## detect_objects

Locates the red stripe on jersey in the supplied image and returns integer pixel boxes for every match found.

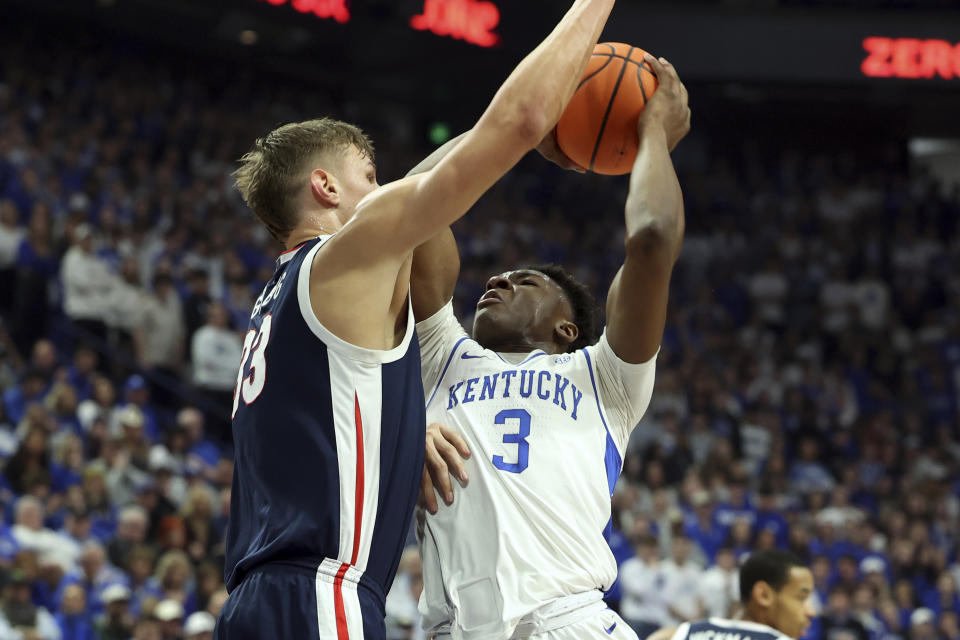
[279,242,306,256]
[333,562,350,639]
[351,393,364,565]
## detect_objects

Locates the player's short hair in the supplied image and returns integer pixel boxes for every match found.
[739,549,806,603]
[234,118,374,242]
[526,264,597,353]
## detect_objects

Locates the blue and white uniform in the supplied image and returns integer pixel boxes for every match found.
[216,236,425,640]
[671,618,794,640]
[414,302,656,639]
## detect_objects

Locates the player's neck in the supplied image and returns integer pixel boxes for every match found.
[740,606,774,630]
[476,336,562,355]
[285,210,343,250]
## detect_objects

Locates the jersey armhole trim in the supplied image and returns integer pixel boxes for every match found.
[581,347,623,497]
[670,622,691,640]
[296,239,415,364]
[426,336,469,410]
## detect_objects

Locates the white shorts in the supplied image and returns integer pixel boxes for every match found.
[433,594,638,640]
[527,608,638,640]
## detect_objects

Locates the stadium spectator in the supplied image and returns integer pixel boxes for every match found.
[60,224,113,345]
[0,569,61,640]
[95,584,135,640]
[54,583,95,640]
[699,546,740,618]
[662,535,705,625]
[188,302,240,444]
[620,535,669,638]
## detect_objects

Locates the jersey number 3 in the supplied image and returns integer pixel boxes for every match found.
[232,315,273,419]
[492,408,530,473]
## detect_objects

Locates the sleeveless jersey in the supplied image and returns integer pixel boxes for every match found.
[224,235,426,599]
[672,618,793,640]
[414,302,656,639]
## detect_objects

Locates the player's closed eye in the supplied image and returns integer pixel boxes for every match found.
[521,280,536,286]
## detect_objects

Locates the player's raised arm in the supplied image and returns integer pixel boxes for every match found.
[604,55,690,363]
[334,0,616,265]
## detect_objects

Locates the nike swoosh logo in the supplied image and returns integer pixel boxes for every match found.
[605,622,617,634]
[461,353,485,360]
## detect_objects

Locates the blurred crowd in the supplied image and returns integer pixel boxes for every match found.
[1,16,959,640]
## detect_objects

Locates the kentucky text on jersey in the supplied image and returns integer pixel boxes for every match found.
[446,369,584,419]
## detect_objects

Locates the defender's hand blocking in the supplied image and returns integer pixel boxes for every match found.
[638,55,691,152]
[420,422,471,514]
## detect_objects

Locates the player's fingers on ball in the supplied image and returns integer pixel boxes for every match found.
[439,424,471,459]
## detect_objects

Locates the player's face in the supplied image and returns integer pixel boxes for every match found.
[334,145,378,222]
[472,270,574,352]
[770,567,816,639]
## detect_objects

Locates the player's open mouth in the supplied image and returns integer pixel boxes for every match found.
[477,291,504,307]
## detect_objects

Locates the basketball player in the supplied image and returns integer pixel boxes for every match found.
[214,1,618,638]
[645,550,816,640]
[407,55,691,639]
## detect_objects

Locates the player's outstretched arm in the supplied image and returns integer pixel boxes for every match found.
[604,55,690,363]
[408,130,584,321]
[331,0,615,267]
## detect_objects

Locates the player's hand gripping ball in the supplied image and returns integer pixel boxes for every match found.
[556,43,659,175]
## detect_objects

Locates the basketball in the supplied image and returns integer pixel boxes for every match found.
[556,43,659,175]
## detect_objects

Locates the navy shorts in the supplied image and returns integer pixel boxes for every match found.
[214,561,386,639]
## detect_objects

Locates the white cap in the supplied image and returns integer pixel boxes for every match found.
[154,599,185,622]
[101,584,131,604]
[149,446,177,472]
[910,608,935,627]
[119,405,145,429]
[859,556,885,575]
[184,611,216,635]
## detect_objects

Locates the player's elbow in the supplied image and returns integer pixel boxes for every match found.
[624,222,682,267]
[490,102,549,150]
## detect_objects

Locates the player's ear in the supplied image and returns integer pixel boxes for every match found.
[309,168,339,207]
[752,581,774,609]
[554,320,579,348]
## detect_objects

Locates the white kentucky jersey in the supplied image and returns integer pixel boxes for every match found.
[415,302,657,640]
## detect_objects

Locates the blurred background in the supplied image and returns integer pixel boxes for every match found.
[0,0,958,639]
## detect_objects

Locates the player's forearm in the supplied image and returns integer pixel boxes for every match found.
[407,132,469,177]
[477,0,615,145]
[623,126,684,263]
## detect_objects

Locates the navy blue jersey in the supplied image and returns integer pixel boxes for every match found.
[224,235,426,608]
[674,618,792,640]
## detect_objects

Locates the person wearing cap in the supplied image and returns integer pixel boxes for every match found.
[909,608,938,640]
[61,222,113,345]
[153,598,184,640]
[647,550,816,640]
[95,583,134,640]
[183,612,214,640]
[122,376,160,444]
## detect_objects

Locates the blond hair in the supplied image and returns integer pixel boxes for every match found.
[233,118,374,242]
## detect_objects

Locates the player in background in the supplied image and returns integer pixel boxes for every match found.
[407,55,690,639]
[215,1,618,638]
[645,550,817,640]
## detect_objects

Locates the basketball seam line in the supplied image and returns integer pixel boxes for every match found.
[638,61,650,104]
[589,45,634,172]
[578,53,615,90]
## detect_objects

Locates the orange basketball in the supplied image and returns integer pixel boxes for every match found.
[556,43,659,175]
